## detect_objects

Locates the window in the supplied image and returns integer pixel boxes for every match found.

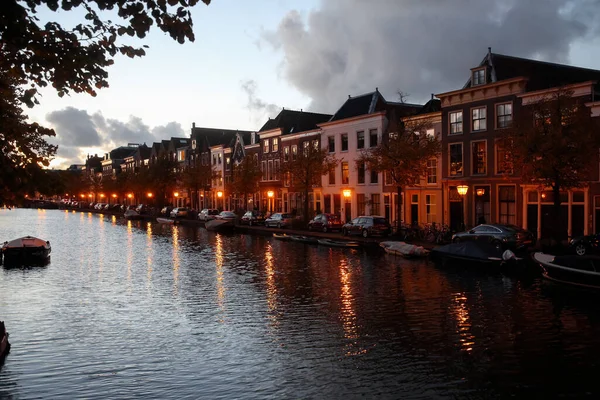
[427,159,437,184]
[357,131,364,149]
[341,133,348,151]
[449,143,463,176]
[253,153,258,165]
[495,140,512,174]
[472,69,485,86]
[284,172,290,187]
[262,161,267,180]
[342,162,349,184]
[426,194,436,223]
[472,141,487,175]
[312,139,319,151]
[303,141,310,156]
[328,136,335,153]
[263,139,269,153]
[449,111,463,135]
[472,107,486,131]
[357,162,365,184]
[225,157,231,171]
[496,103,512,129]
[284,146,290,162]
[357,193,366,215]
[371,194,380,215]
[370,169,378,184]
[218,154,222,164]
[292,145,297,160]
[499,186,516,224]
[369,129,378,147]
[328,166,336,185]
[268,160,273,181]
[272,138,279,152]
[213,154,217,165]
[274,160,280,180]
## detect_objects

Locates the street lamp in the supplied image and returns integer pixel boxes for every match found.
[99,193,105,199]
[112,194,117,198]
[456,185,468,230]
[476,188,485,196]
[127,193,133,199]
[456,185,469,196]
[174,192,179,198]
[342,189,351,198]
[147,192,153,198]
[342,189,352,222]
[267,190,274,213]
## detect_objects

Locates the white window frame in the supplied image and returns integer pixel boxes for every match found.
[449,111,463,135]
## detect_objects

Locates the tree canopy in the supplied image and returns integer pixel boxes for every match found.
[501,88,600,242]
[357,117,440,228]
[227,155,262,211]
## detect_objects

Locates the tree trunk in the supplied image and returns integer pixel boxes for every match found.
[396,185,402,233]
[552,184,563,247]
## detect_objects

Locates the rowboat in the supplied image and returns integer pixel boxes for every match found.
[156,218,175,224]
[534,253,600,289]
[290,235,319,244]
[380,241,429,258]
[0,320,9,357]
[317,239,360,248]
[2,236,51,266]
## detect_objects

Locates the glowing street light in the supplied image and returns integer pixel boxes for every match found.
[456,185,469,196]
[267,190,274,198]
[342,189,352,198]
[112,194,117,198]
[99,193,105,198]
[476,188,485,196]
[174,192,179,198]
[80,194,85,199]
[217,191,223,198]
[88,194,93,198]
[127,193,133,199]
[147,192,153,198]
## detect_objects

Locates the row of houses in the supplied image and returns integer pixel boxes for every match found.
[82,48,600,240]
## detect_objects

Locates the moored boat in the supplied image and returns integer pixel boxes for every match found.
[430,241,519,268]
[380,241,429,258]
[205,219,235,232]
[156,217,175,224]
[317,238,360,248]
[534,253,600,289]
[290,235,319,245]
[0,320,10,357]
[124,209,143,220]
[272,233,292,241]
[2,236,51,266]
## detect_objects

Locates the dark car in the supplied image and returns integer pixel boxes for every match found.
[569,233,600,256]
[308,213,342,232]
[264,213,293,228]
[198,208,220,221]
[241,210,265,226]
[452,224,535,250]
[342,216,392,238]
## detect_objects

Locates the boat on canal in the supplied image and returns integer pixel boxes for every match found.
[124,209,143,220]
[0,321,9,357]
[317,238,360,248]
[1,236,51,266]
[156,217,176,224]
[380,241,429,258]
[205,219,235,232]
[272,233,292,241]
[534,253,600,289]
[290,235,319,244]
[430,241,520,268]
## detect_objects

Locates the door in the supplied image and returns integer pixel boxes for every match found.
[450,201,463,232]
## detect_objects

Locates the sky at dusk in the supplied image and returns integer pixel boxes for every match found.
[29,0,600,169]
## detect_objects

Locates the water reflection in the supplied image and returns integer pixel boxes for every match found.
[338,257,362,356]
[172,225,179,294]
[126,220,133,285]
[450,292,475,352]
[147,222,154,285]
[214,234,226,321]
[263,242,279,332]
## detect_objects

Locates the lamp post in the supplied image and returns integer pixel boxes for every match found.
[267,190,274,213]
[456,185,468,230]
[127,193,133,206]
[174,191,179,207]
[217,190,223,210]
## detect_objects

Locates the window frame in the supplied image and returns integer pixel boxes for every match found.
[425,194,436,223]
[356,131,365,149]
[449,111,463,135]
[341,161,349,185]
[272,138,279,152]
[283,146,290,162]
[328,136,335,153]
[472,68,486,86]
[263,139,270,153]
[471,139,487,176]
[471,106,487,132]
[341,133,349,152]
[494,139,513,175]
[427,158,437,184]
[498,185,517,225]
[369,128,378,148]
[495,102,513,129]
[449,143,463,177]
[357,162,365,184]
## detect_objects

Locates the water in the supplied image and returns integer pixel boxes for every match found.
[2,209,600,398]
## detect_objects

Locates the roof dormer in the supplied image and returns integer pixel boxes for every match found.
[471,67,487,86]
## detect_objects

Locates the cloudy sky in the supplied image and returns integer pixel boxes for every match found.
[29,0,600,168]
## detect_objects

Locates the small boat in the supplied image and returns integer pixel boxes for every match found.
[205,219,235,232]
[156,218,175,224]
[533,253,600,289]
[272,233,292,241]
[290,235,319,245]
[124,209,143,220]
[380,241,429,258]
[0,321,9,357]
[430,241,519,268]
[2,236,51,266]
[317,238,360,248]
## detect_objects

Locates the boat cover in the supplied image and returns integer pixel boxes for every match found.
[431,241,505,261]
[3,236,49,249]
[552,255,600,270]
[380,241,428,257]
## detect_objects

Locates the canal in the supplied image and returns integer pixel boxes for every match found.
[1,209,600,398]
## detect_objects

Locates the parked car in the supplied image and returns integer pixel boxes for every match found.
[451,224,535,250]
[342,216,391,238]
[569,233,600,256]
[198,208,220,221]
[170,207,189,218]
[308,213,342,232]
[241,210,265,226]
[216,211,237,222]
[264,213,293,228]
[161,206,173,216]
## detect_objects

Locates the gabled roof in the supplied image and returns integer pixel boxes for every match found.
[330,89,422,122]
[258,109,332,134]
[168,137,190,151]
[191,127,253,149]
[416,98,441,114]
[109,145,138,161]
[464,50,600,92]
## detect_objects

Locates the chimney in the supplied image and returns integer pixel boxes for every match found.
[431,93,434,100]
[192,122,196,129]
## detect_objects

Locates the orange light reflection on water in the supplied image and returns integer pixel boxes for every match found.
[172,225,180,295]
[339,257,364,356]
[450,292,476,352]
[147,222,154,285]
[264,243,279,331]
[215,234,226,322]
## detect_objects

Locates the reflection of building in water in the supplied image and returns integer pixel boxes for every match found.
[339,257,364,356]
[264,242,280,333]
[215,235,226,322]
[147,222,153,284]
[172,226,180,294]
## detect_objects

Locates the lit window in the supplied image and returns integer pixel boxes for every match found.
[263,139,269,153]
[341,162,349,184]
[472,141,487,175]
[449,143,463,176]
[272,138,279,152]
[427,159,437,184]
[426,195,436,223]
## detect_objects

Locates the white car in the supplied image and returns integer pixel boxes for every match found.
[198,209,220,221]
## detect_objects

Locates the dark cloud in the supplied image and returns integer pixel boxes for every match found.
[46,106,101,147]
[45,108,185,167]
[241,79,281,124]
[264,0,600,111]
